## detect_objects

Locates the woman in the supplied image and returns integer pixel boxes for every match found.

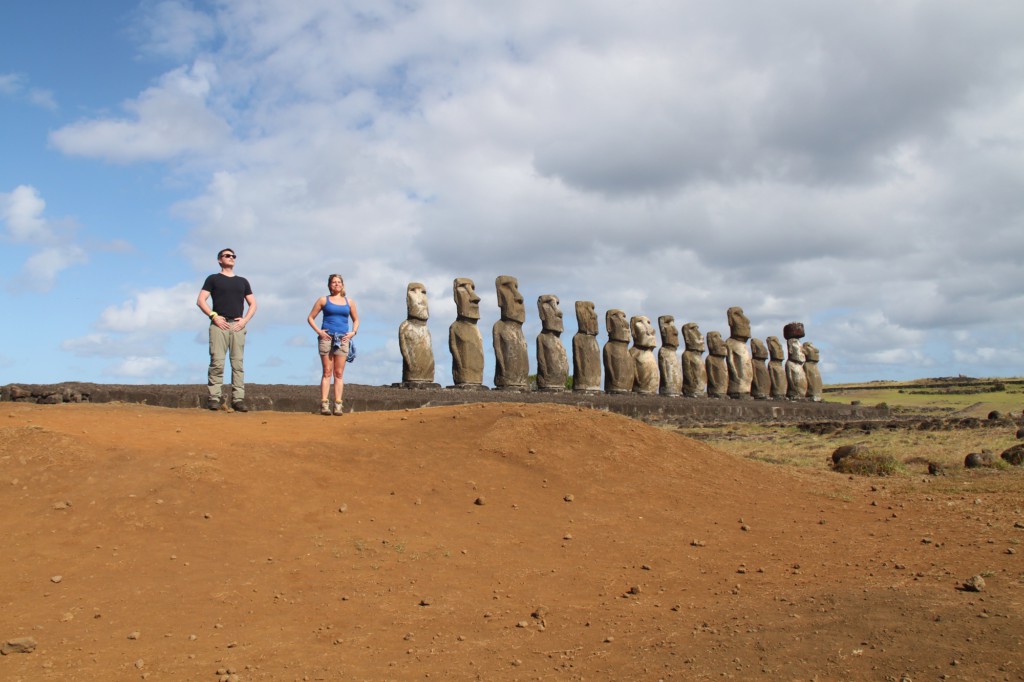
[307,274,359,415]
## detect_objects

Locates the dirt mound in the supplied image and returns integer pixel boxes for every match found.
[2,402,1022,680]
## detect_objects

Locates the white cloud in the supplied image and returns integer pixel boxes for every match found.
[27,88,57,111]
[0,185,50,242]
[21,245,88,291]
[0,73,57,110]
[107,355,179,380]
[96,281,199,333]
[132,0,218,59]
[49,0,1024,384]
[953,347,999,364]
[49,61,230,163]
[62,332,164,359]
[1,185,89,292]
[0,74,18,94]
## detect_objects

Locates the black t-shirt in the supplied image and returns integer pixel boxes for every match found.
[202,273,253,319]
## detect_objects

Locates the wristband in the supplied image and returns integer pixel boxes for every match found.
[209,311,218,319]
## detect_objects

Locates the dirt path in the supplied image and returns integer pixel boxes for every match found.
[1,402,1022,680]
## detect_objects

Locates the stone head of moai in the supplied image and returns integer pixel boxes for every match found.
[630,315,656,348]
[575,301,598,335]
[658,315,678,348]
[538,294,564,334]
[750,337,769,360]
[787,337,806,363]
[495,275,525,324]
[727,306,751,341]
[767,336,784,361]
[453,277,480,321]
[707,331,727,357]
[406,282,429,321]
[606,309,630,342]
[803,341,819,363]
[683,322,705,352]
[783,321,805,340]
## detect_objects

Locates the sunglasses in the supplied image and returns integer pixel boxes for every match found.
[221,253,237,259]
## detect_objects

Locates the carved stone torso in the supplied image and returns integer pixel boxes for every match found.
[767,336,787,399]
[681,323,707,398]
[769,359,787,399]
[573,333,601,392]
[706,332,728,398]
[572,301,601,392]
[604,309,634,394]
[804,360,823,401]
[682,349,707,397]
[786,338,807,400]
[449,320,484,387]
[399,319,434,384]
[493,320,529,389]
[749,338,769,400]
[631,346,659,395]
[630,316,659,395]
[725,337,753,399]
[450,278,483,388]
[803,342,823,402]
[658,346,682,396]
[724,307,752,399]
[706,354,728,398]
[492,276,529,390]
[536,332,568,391]
[603,341,634,393]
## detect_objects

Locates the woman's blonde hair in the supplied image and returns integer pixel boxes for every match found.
[327,274,345,295]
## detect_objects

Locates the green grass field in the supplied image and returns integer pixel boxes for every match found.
[672,377,1024,488]
[824,377,1024,418]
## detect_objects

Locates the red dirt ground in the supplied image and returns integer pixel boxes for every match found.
[1,402,1022,681]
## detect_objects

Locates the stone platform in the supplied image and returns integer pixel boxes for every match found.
[2,382,887,424]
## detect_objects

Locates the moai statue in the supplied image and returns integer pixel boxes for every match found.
[786,338,808,400]
[681,322,707,398]
[449,278,485,389]
[572,301,601,393]
[767,336,787,399]
[784,322,807,400]
[399,282,438,388]
[705,331,728,399]
[725,306,753,399]
[749,338,770,400]
[657,315,682,397]
[603,309,635,394]
[629,315,659,395]
[492,275,529,391]
[803,341,823,402]
[536,294,568,392]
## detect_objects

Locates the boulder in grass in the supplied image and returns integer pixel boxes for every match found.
[964,451,997,469]
[831,443,869,466]
[1000,444,1024,466]
[833,451,900,476]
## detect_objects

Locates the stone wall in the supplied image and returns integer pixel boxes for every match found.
[2,382,887,423]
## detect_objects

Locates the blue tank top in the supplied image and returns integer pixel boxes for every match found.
[321,297,350,334]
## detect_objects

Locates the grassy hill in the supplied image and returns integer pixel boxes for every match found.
[823,376,1024,418]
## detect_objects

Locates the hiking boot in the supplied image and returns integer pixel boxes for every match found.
[207,398,220,411]
[333,401,344,416]
[320,400,331,416]
[232,401,249,413]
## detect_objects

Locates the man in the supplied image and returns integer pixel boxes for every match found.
[196,248,257,412]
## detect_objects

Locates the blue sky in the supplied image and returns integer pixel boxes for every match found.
[2,0,1023,389]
